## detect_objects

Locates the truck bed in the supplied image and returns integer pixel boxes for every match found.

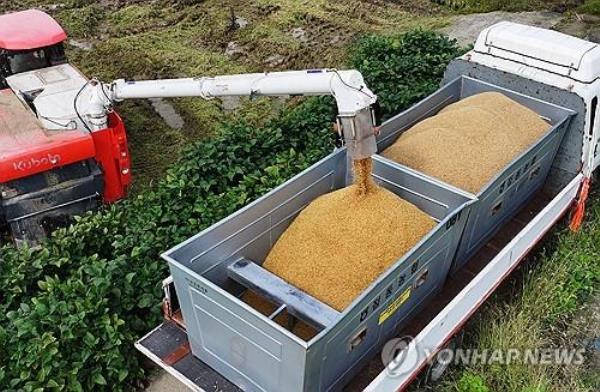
[136,184,572,391]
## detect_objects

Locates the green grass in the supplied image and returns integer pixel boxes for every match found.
[434,0,539,12]
[579,0,600,15]
[55,4,106,37]
[434,0,584,13]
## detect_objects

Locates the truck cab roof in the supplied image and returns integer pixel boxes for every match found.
[0,10,67,50]
[474,21,600,84]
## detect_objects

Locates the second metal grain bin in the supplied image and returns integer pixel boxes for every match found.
[376,76,574,271]
[163,149,475,392]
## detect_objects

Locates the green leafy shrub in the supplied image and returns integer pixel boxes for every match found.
[350,29,463,120]
[0,97,335,390]
[457,372,490,392]
[3,256,133,391]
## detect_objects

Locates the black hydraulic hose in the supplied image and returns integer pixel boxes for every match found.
[73,79,92,133]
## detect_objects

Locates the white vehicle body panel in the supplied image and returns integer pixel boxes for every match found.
[6,63,90,131]
[474,21,600,83]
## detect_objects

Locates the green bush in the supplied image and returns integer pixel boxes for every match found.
[457,372,490,392]
[350,29,463,120]
[0,29,461,390]
[0,97,335,390]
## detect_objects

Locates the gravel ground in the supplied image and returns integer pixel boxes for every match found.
[440,11,563,46]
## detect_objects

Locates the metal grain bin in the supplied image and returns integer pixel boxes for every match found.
[163,148,475,392]
[375,76,574,272]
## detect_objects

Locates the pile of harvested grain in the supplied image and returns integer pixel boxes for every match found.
[259,160,435,311]
[382,92,550,194]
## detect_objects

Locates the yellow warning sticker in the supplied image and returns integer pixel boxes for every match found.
[378,288,411,325]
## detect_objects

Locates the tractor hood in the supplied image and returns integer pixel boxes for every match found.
[0,86,94,183]
[0,10,67,50]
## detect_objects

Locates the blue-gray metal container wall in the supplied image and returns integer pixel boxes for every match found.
[375,76,574,272]
[163,148,475,392]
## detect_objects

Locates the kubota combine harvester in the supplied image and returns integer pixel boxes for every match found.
[0,10,130,246]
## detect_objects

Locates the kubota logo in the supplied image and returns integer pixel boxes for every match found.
[12,153,61,171]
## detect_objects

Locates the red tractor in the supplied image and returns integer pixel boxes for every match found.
[0,10,131,246]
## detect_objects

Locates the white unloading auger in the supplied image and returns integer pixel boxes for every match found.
[85,69,378,160]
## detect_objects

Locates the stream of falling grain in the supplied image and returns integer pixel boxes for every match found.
[353,157,376,196]
[261,155,435,311]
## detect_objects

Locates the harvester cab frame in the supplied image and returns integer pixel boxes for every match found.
[0,43,68,89]
[0,8,68,84]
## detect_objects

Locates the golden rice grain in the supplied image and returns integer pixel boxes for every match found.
[260,159,435,311]
[382,92,550,194]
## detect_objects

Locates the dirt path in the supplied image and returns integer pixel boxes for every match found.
[440,11,563,46]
